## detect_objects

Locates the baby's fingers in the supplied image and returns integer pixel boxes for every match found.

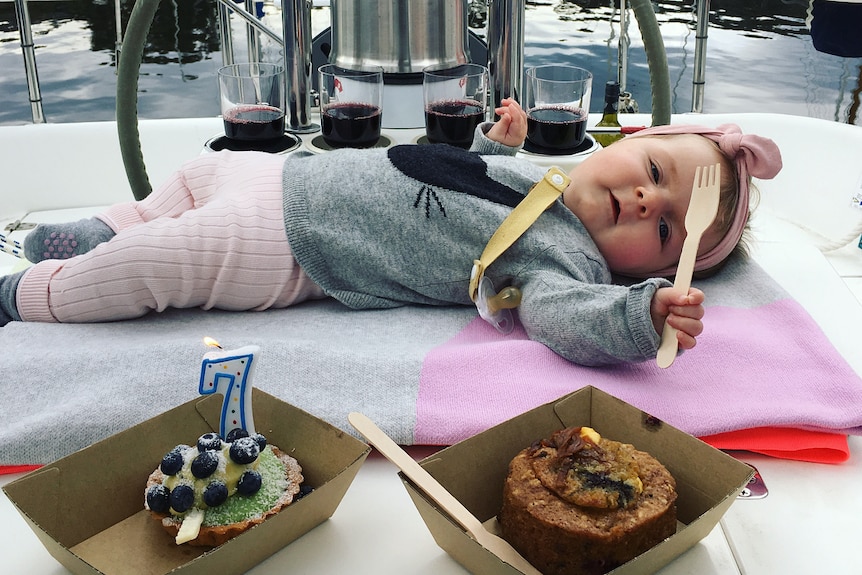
[665,314,703,350]
[683,287,705,305]
[667,301,705,321]
[675,328,698,351]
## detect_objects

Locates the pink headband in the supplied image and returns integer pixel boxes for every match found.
[627,123,783,276]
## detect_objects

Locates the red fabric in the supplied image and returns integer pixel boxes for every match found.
[0,428,848,474]
[0,464,42,476]
[700,427,849,464]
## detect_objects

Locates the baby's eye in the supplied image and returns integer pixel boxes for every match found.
[659,217,670,244]
[650,161,660,184]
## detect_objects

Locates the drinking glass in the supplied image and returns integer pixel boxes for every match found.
[217,63,285,142]
[422,63,488,148]
[318,64,384,148]
[524,65,593,152]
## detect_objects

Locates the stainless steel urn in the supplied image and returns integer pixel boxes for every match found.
[328,0,471,76]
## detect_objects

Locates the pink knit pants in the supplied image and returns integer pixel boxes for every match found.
[16,151,325,323]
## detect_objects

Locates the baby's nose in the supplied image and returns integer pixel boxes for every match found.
[635,186,662,216]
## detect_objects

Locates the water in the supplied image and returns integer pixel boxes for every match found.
[1,0,860,126]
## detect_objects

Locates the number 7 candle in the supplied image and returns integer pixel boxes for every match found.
[199,337,258,438]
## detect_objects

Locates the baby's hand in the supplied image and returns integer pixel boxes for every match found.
[486,98,528,147]
[650,287,705,351]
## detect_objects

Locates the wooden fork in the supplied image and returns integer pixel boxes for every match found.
[656,163,721,369]
[348,412,542,575]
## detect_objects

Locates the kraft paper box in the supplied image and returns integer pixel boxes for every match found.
[400,386,754,575]
[3,389,370,575]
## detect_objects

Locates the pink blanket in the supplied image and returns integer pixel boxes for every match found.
[416,263,862,463]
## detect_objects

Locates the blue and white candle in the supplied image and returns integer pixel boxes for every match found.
[199,337,258,438]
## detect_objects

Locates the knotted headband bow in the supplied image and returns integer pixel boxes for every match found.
[627,123,783,276]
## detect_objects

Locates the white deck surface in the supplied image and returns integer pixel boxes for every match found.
[1,114,861,574]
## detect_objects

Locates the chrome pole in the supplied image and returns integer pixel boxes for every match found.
[217,2,281,43]
[218,0,235,66]
[282,0,316,132]
[114,0,123,67]
[618,0,628,92]
[216,0,283,65]
[215,0,281,42]
[244,0,261,61]
[487,0,525,117]
[691,0,710,113]
[13,0,45,123]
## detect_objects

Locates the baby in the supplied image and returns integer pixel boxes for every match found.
[0,99,782,366]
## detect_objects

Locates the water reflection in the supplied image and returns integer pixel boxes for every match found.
[4,0,220,66]
[0,0,859,126]
[522,0,862,124]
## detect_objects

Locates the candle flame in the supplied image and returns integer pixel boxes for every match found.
[203,336,223,349]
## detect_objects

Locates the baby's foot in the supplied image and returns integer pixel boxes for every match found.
[0,270,24,326]
[23,218,115,262]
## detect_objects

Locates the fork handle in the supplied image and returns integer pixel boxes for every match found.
[672,233,699,294]
[348,412,484,536]
[348,412,544,574]
[656,320,680,368]
[656,233,700,368]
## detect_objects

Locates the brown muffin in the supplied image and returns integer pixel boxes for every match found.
[145,434,304,547]
[499,427,677,575]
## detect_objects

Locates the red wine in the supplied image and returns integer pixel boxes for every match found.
[321,103,382,148]
[424,99,484,148]
[526,105,587,151]
[223,104,285,141]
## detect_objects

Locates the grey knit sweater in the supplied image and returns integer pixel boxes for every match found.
[281,125,670,366]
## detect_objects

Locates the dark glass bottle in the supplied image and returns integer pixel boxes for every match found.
[593,81,623,148]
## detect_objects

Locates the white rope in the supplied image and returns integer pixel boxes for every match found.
[771,211,862,253]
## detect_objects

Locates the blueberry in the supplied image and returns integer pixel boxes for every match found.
[169,484,195,513]
[146,484,171,513]
[197,432,222,452]
[295,484,314,500]
[225,428,249,443]
[191,450,219,479]
[160,445,187,475]
[203,481,228,507]
[236,470,262,495]
[251,433,267,451]
[229,436,260,464]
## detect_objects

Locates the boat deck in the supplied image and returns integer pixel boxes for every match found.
[1,113,861,574]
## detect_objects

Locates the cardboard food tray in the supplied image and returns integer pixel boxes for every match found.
[3,389,370,575]
[400,386,755,575]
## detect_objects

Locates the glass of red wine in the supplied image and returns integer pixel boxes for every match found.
[318,64,384,149]
[525,65,593,154]
[423,63,489,149]
[217,63,286,144]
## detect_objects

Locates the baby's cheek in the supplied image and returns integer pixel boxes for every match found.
[605,241,663,276]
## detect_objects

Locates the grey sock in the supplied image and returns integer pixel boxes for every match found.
[0,270,25,326]
[24,217,115,262]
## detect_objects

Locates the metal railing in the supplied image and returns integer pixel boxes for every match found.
[691,0,711,113]
[8,0,713,124]
[11,0,45,123]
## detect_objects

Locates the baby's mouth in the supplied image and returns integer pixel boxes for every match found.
[610,194,620,223]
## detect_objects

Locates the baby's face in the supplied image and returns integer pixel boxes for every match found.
[562,134,725,277]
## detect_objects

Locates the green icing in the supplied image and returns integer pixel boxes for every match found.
[201,447,290,527]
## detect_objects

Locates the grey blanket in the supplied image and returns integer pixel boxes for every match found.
[3,256,862,467]
[2,301,472,466]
